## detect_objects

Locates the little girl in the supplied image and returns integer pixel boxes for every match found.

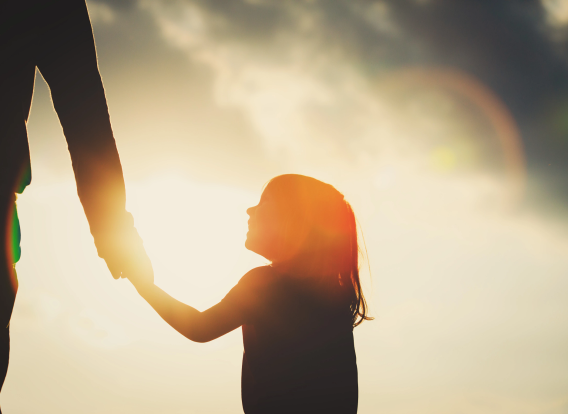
[129,174,372,413]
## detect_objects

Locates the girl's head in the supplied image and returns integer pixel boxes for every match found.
[246,174,371,327]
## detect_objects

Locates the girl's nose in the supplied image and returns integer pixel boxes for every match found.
[246,206,255,216]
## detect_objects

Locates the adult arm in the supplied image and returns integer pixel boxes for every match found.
[35,0,152,282]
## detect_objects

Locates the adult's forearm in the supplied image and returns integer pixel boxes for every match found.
[56,84,138,259]
[49,64,127,235]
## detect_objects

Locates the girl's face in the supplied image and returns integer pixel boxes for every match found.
[245,185,288,262]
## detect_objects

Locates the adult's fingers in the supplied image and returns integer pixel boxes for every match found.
[104,256,122,280]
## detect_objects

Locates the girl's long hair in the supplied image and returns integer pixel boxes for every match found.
[267,174,372,328]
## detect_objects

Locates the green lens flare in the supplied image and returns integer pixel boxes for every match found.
[8,205,21,265]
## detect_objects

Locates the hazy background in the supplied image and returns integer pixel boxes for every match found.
[2,0,568,412]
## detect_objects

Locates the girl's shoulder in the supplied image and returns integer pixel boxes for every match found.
[239,265,279,288]
[222,266,279,312]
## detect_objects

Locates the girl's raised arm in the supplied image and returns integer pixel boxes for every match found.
[133,282,244,343]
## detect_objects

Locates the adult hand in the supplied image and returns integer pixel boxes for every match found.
[92,212,154,286]
[104,236,154,287]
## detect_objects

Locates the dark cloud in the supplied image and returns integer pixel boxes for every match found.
[380,1,568,165]
[190,0,294,44]
[320,1,567,180]
[369,0,568,207]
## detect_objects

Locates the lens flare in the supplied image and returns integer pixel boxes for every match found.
[377,67,526,205]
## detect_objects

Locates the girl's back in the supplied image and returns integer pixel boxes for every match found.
[223,265,358,414]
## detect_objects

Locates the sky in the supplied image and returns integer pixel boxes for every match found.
[2,0,568,413]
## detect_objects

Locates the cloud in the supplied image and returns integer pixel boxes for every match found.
[129,0,568,204]
[542,0,568,27]
[87,1,116,24]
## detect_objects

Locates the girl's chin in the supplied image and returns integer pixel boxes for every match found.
[245,239,273,261]
[244,237,258,252]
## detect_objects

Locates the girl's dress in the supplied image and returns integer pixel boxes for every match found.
[222,266,358,414]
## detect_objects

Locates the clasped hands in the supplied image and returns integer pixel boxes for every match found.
[94,220,154,290]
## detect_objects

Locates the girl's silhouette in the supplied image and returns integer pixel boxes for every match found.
[130,174,372,413]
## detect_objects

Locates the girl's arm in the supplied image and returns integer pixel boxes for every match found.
[133,282,244,343]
